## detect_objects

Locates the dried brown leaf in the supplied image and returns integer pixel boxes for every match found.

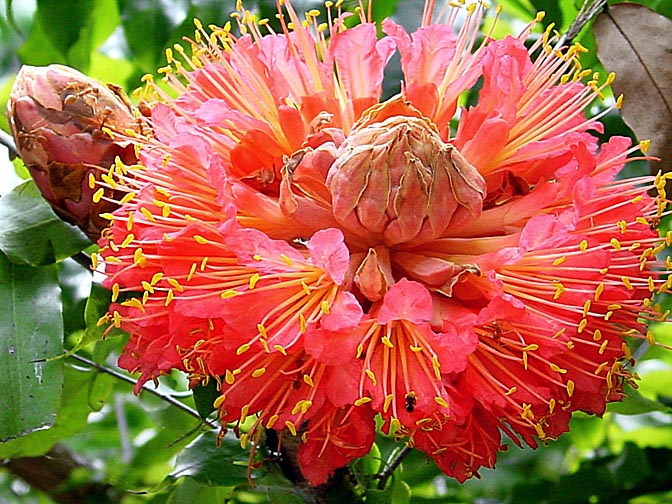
[593,3,672,175]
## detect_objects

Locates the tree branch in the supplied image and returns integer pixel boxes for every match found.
[3,444,118,504]
[0,129,19,160]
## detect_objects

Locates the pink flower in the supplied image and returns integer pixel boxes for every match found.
[96,1,669,485]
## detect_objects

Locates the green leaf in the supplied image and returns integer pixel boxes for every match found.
[607,386,672,415]
[118,0,184,73]
[0,253,64,442]
[81,281,127,344]
[170,431,251,486]
[66,0,120,70]
[192,380,219,420]
[167,478,234,504]
[366,474,412,504]
[0,364,113,458]
[0,181,91,266]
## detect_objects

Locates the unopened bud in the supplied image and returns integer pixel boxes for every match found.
[327,97,486,247]
[7,64,144,241]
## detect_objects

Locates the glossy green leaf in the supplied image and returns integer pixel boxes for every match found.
[366,474,412,504]
[0,364,113,458]
[607,385,672,415]
[170,431,251,486]
[118,0,184,73]
[192,380,219,420]
[167,478,234,504]
[0,253,64,442]
[0,181,90,266]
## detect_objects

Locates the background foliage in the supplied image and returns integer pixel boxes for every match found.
[1,0,671,503]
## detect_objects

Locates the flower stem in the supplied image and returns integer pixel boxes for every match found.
[0,129,18,160]
[68,353,218,428]
[377,445,412,489]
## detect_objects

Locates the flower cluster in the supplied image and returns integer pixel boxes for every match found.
[94,0,670,485]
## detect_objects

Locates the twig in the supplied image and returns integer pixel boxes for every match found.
[0,129,19,160]
[556,0,607,48]
[376,445,412,490]
[67,353,219,429]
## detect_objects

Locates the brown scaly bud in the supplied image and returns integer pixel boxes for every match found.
[327,96,486,247]
[7,64,145,241]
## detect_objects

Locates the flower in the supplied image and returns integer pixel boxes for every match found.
[95,0,670,486]
[8,64,145,241]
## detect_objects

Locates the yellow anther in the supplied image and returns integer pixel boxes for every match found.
[256,338,268,353]
[303,374,314,387]
[111,283,120,302]
[92,187,105,203]
[249,273,260,289]
[236,343,250,355]
[522,344,539,352]
[552,256,567,266]
[167,278,184,292]
[140,207,156,222]
[193,235,208,245]
[593,328,602,341]
[120,192,136,204]
[505,387,517,396]
[285,421,297,436]
[220,290,238,299]
[578,318,588,333]
[257,323,268,338]
[553,282,565,299]
[213,395,226,409]
[320,300,330,314]
[381,336,394,348]
[274,344,287,355]
[252,368,266,378]
[595,361,608,375]
[550,363,567,374]
[354,397,372,406]
[621,276,634,290]
[301,282,311,295]
[365,369,377,385]
[164,289,174,306]
[266,414,279,429]
[435,396,449,408]
[579,240,589,251]
[383,394,394,413]
[121,234,135,248]
[299,313,307,333]
[594,283,604,301]
[187,262,197,281]
[598,339,609,355]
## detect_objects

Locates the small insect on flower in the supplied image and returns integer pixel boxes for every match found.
[405,392,417,413]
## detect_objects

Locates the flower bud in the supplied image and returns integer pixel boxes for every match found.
[327,97,486,246]
[7,64,143,241]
